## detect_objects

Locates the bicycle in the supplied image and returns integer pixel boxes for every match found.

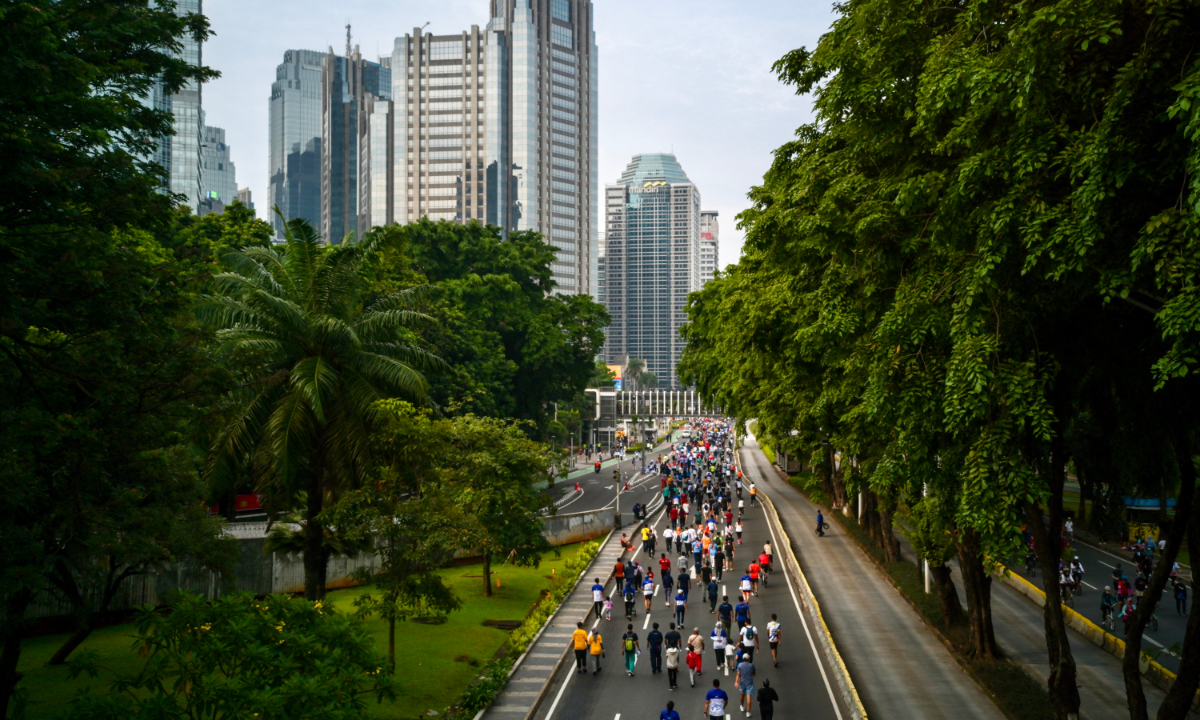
[1149,612,1159,633]
[1061,584,1075,609]
[1024,554,1038,576]
[1101,608,1116,632]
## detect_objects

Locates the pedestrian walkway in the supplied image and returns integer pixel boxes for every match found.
[482,523,642,720]
[742,432,1006,720]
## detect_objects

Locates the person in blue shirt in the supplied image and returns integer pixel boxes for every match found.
[717,596,734,632]
[735,599,751,630]
[591,578,605,621]
[705,679,730,719]
[675,588,688,626]
[707,579,720,612]
[816,510,825,537]
[659,700,680,720]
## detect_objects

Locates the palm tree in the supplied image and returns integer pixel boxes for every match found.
[199,218,439,600]
[640,371,659,389]
[625,357,645,391]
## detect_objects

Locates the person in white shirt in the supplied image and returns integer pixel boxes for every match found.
[766,614,782,667]
[711,622,729,669]
[740,624,759,662]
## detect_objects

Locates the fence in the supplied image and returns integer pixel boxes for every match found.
[27,510,612,620]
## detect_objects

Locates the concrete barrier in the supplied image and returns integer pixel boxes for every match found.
[541,507,615,545]
[996,567,1200,709]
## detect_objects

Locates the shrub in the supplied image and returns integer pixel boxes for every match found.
[65,593,394,720]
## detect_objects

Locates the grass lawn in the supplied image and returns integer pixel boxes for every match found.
[17,544,584,720]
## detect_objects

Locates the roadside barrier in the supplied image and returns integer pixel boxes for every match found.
[996,567,1200,709]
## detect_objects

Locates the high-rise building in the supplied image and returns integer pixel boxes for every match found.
[237,187,255,210]
[200,123,237,206]
[335,1,598,293]
[269,49,326,237]
[168,0,204,210]
[601,154,701,389]
[699,210,719,286]
[322,46,390,244]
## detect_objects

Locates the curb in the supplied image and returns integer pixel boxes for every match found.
[739,446,867,720]
[995,567,1200,710]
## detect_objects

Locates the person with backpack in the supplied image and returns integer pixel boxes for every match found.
[734,597,751,631]
[622,624,641,676]
[766,614,781,667]
[740,622,759,663]
[624,584,637,620]
[648,622,664,674]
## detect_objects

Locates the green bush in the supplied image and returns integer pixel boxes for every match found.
[508,540,599,654]
[65,593,394,720]
[458,658,514,715]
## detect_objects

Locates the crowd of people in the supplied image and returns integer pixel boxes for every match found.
[572,420,782,720]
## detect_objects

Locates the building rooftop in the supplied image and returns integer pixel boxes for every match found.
[617,153,691,185]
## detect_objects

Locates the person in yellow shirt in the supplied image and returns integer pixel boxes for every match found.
[588,628,604,674]
[572,622,590,674]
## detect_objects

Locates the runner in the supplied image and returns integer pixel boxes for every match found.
[572,622,589,673]
[740,570,753,603]
[707,578,720,613]
[748,561,761,597]
[675,586,689,627]
[735,519,744,544]
[705,679,730,720]
[766,614,781,667]
[736,653,756,717]
[644,573,656,612]
[622,623,641,676]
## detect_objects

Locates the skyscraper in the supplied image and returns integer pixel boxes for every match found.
[602,154,701,389]
[699,210,719,286]
[269,49,326,236]
[237,187,255,210]
[335,0,598,293]
[200,123,237,206]
[168,0,204,210]
[322,46,391,244]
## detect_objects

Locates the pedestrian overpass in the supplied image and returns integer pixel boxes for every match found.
[584,389,715,423]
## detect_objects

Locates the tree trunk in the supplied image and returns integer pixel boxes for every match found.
[47,624,93,666]
[931,563,965,626]
[1076,466,1088,528]
[304,468,326,601]
[1149,432,1198,720]
[860,491,880,544]
[388,614,397,675]
[1028,499,1081,719]
[483,552,493,598]
[877,502,902,563]
[0,590,32,719]
[956,529,999,659]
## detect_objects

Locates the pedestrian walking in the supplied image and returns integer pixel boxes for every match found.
[757,679,778,720]
[735,598,751,631]
[648,622,664,674]
[687,626,706,687]
[622,623,641,676]
[660,700,681,720]
[736,655,756,717]
[591,578,605,620]
[739,622,759,663]
[644,575,656,612]
[711,622,729,669]
[572,622,589,673]
[1175,579,1189,615]
[614,561,625,594]
[604,596,613,621]
[666,643,681,690]
[708,578,720,613]
[675,587,688,626]
[705,679,730,720]
[624,584,637,619]
[766,614,781,667]
[587,628,604,674]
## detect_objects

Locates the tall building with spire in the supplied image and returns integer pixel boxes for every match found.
[601,154,701,389]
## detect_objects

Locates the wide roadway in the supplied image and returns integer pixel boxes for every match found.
[1006,534,1191,673]
[549,440,690,520]
[533,472,849,720]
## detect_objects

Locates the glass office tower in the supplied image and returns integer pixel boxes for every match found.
[168,0,204,210]
[270,49,326,237]
[200,123,237,206]
[602,154,702,389]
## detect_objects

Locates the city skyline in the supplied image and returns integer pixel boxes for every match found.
[196,0,831,271]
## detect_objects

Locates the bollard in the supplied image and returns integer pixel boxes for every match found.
[496,577,502,588]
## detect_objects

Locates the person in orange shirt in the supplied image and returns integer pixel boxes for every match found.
[748,561,762,597]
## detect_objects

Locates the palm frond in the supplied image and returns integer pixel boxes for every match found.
[288,355,340,425]
[348,352,430,398]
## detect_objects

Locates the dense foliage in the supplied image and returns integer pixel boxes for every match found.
[680,1,1200,718]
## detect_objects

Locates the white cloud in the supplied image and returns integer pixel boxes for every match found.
[200,0,834,269]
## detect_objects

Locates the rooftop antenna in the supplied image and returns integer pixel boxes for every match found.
[345,22,351,58]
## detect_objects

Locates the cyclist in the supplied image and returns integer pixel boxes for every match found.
[758,551,772,587]
[1100,586,1117,626]
[1070,559,1084,594]
[749,484,758,505]
[762,542,773,568]
[1058,567,1073,604]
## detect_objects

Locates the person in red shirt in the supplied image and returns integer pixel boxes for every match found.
[670,505,680,530]
[614,560,626,594]
[758,552,772,587]
[749,561,761,596]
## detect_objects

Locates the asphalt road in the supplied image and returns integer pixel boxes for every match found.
[533,457,849,720]
[547,439,686,520]
[1006,537,1192,672]
[742,432,1007,720]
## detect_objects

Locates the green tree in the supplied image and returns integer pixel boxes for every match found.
[640,371,659,390]
[625,358,645,391]
[200,218,441,600]
[65,593,394,720]
[449,415,556,597]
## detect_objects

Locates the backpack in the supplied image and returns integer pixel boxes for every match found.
[744,627,755,640]
[624,635,635,651]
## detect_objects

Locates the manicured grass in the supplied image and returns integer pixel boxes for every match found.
[17,544,584,720]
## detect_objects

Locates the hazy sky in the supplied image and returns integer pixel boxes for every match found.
[201,0,836,270]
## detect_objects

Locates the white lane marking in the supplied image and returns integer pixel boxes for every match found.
[544,642,579,720]
[1083,582,1097,590]
[762,494,844,720]
[556,488,587,512]
[615,714,621,720]
[1144,635,1164,648]
[643,610,651,630]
